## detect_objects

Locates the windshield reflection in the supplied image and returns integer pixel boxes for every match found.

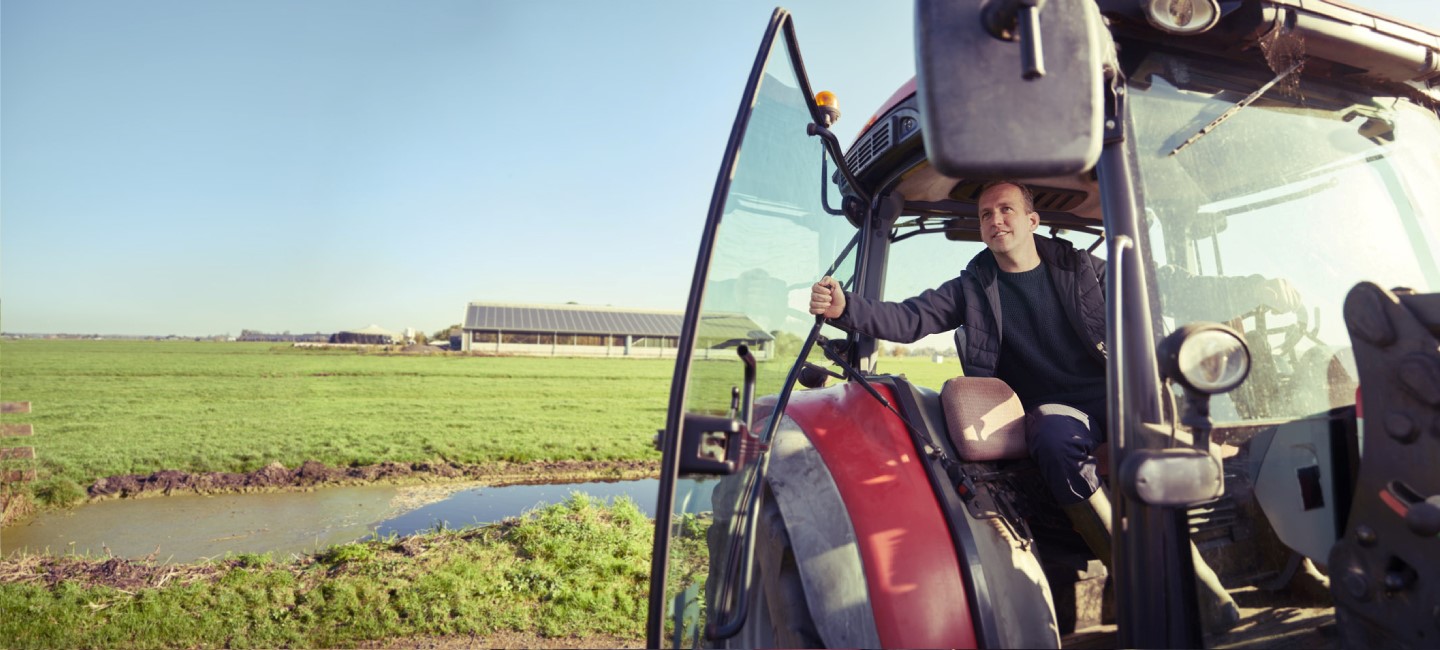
[689,66,856,414]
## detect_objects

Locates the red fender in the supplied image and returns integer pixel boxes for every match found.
[784,382,977,648]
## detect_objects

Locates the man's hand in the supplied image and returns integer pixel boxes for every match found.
[1258,278,1303,313]
[809,277,846,319]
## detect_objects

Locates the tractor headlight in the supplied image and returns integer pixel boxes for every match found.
[1160,323,1250,395]
[1141,0,1222,35]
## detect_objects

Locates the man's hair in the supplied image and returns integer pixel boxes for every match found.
[978,180,1035,214]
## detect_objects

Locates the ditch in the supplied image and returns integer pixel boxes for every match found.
[0,479,660,562]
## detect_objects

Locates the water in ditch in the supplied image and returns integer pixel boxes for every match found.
[0,479,659,563]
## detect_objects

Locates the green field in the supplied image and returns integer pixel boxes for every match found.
[0,340,961,502]
[0,340,672,494]
[868,353,964,390]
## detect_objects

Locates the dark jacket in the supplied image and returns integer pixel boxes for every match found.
[834,235,1107,377]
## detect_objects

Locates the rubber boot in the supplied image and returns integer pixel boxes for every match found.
[1061,487,1113,574]
[1061,488,1115,628]
[1193,544,1241,633]
[1062,488,1241,634]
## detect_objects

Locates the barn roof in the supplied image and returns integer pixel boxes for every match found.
[462,303,772,341]
[464,303,683,337]
[693,313,776,345]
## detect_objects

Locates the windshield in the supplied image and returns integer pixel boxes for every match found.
[662,29,857,646]
[875,229,977,387]
[1130,52,1440,423]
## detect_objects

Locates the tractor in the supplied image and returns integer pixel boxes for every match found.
[648,1,1440,647]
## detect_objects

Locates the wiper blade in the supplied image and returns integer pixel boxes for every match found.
[1169,59,1305,157]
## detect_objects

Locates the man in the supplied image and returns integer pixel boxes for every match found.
[809,180,1241,630]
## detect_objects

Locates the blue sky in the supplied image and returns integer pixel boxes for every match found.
[3,0,1437,336]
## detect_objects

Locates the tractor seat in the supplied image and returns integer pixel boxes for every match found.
[941,376,1116,475]
[940,377,1030,461]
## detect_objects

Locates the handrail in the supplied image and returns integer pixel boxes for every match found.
[1107,234,1133,453]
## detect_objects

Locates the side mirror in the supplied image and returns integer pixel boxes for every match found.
[915,0,1107,178]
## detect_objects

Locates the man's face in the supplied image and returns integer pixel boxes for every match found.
[978,184,1039,257]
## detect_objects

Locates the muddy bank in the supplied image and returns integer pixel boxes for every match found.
[86,459,658,501]
[0,553,228,592]
[359,631,642,649]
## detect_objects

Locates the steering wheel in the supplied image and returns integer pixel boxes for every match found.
[1241,303,1321,371]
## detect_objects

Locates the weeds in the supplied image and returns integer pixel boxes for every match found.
[316,543,374,566]
[30,478,86,508]
[230,553,272,569]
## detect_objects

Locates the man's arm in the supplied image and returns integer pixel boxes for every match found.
[810,276,967,344]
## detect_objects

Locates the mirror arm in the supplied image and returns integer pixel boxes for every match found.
[982,0,1048,79]
[1179,390,1214,453]
[1016,0,1046,79]
[808,123,871,208]
[819,151,846,216]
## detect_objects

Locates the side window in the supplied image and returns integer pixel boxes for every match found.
[877,228,1104,389]
[878,231,981,387]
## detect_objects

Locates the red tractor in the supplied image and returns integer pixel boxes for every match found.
[648,1,1440,647]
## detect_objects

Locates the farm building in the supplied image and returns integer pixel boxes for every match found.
[330,324,401,345]
[460,302,774,359]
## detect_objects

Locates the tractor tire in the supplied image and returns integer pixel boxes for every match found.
[722,479,824,648]
[717,423,880,648]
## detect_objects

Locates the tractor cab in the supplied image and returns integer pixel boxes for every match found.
[648,1,1440,648]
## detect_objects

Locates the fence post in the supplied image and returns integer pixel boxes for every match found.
[1,402,37,514]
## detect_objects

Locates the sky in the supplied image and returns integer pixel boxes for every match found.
[2,0,1437,337]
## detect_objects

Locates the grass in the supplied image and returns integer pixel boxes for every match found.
[0,340,961,494]
[868,354,965,390]
[0,494,662,649]
[0,340,673,490]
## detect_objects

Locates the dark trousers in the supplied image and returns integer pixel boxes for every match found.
[1025,397,1107,506]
